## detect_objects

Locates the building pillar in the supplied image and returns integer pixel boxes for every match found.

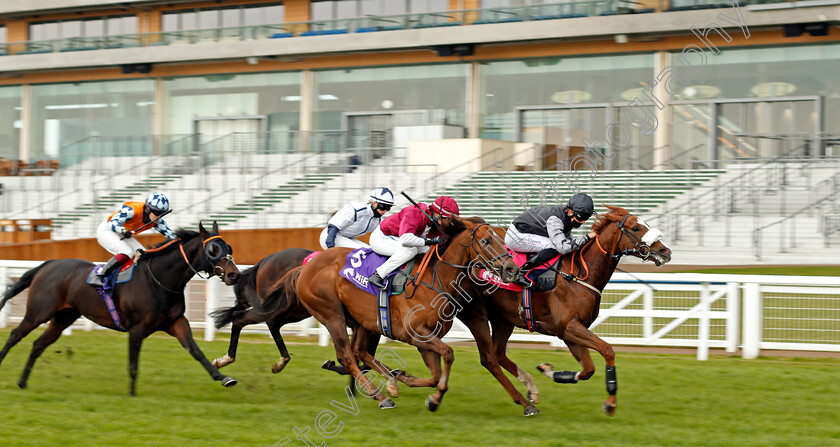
[466,62,481,139]
[653,51,671,170]
[154,78,167,155]
[300,70,314,152]
[20,84,31,162]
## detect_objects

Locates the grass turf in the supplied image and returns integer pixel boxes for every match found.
[0,329,837,447]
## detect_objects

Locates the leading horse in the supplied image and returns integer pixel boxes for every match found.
[461,206,672,415]
[0,222,240,395]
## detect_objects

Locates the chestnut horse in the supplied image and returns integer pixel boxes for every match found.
[321,207,671,416]
[464,206,672,415]
[0,222,241,395]
[263,218,519,410]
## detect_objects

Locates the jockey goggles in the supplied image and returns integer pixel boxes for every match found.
[375,203,392,212]
[573,211,592,222]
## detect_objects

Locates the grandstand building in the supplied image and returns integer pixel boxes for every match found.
[0,0,838,263]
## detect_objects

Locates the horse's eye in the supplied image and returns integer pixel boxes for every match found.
[481,238,490,246]
[632,226,640,232]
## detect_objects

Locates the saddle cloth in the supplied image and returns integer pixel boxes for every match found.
[86,259,136,288]
[339,248,414,297]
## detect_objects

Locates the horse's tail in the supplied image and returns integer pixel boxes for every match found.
[210,263,261,329]
[0,261,52,312]
[252,266,303,321]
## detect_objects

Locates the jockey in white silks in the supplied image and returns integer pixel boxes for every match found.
[319,187,395,250]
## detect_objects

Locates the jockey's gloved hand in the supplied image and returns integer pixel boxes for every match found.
[425,236,444,246]
[121,229,132,239]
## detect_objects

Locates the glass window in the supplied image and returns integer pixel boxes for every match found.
[84,19,105,37]
[162,13,179,32]
[312,1,334,21]
[221,9,241,28]
[313,64,468,130]
[263,5,285,25]
[163,72,301,143]
[480,54,654,141]
[243,7,263,26]
[335,1,359,18]
[409,0,448,13]
[0,26,7,43]
[0,86,22,160]
[62,21,83,38]
[198,10,219,29]
[29,80,155,162]
[107,16,138,35]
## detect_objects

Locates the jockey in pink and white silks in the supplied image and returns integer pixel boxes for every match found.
[366,195,460,290]
[95,191,177,280]
[319,187,394,250]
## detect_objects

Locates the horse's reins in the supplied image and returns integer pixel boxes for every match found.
[145,235,234,292]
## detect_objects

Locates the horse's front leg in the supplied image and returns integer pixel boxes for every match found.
[166,316,237,388]
[127,324,146,396]
[491,318,540,405]
[539,319,616,416]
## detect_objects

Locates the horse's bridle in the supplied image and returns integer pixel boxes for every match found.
[599,214,663,262]
[146,235,235,292]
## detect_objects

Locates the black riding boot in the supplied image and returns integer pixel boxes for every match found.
[521,248,559,272]
[516,248,559,286]
[97,255,127,281]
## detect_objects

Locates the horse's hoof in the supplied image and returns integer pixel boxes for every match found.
[221,376,238,388]
[389,369,405,378]
[524,405,540,416]
[603,401,617,417]
[425,397,440,412]
[379,399,397,410]
[386,378,400,398]
[17,381,26,389]
[321,360,335,370]
[213,354,234,369]
[272,357,290,374]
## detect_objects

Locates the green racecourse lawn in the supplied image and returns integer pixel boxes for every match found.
[0,330,837,447]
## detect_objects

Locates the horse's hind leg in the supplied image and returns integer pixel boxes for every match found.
[462,314,537,416]
[267,320,292,373]
[403,339,453,412]
[492,319,540,405]
[18,308,80,389]
[165,316,237,391]
[0,305,58,368]
[212,309,266,369]
[349,328,401,398]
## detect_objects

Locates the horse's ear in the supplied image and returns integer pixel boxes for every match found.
[199,221,207,234]
[212,221,219,234]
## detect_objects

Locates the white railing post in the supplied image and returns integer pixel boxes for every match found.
[204,279,218,342]
[643,287,653,339]
[697,282,710,361]
[725,282,739,353]
[742,282,762,359]
[0,267,8,328]
[318,324,330,347]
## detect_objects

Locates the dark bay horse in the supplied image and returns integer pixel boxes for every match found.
[0,222,241,395]
[266,218,519,410]
[464,206,672,415]
[211,248,314,373]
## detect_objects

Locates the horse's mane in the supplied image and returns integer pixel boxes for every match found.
[137,228,200,261]
[590,205,632,233]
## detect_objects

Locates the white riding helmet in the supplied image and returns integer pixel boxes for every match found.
[145,191,170,213]
[370,187,395,206]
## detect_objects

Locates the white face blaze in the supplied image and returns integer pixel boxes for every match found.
[636,217,665,246]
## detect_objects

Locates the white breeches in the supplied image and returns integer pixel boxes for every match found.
[319,227,370,250]
[96,220,145,257]
[369,227,429,277]
[504,224,554,253]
